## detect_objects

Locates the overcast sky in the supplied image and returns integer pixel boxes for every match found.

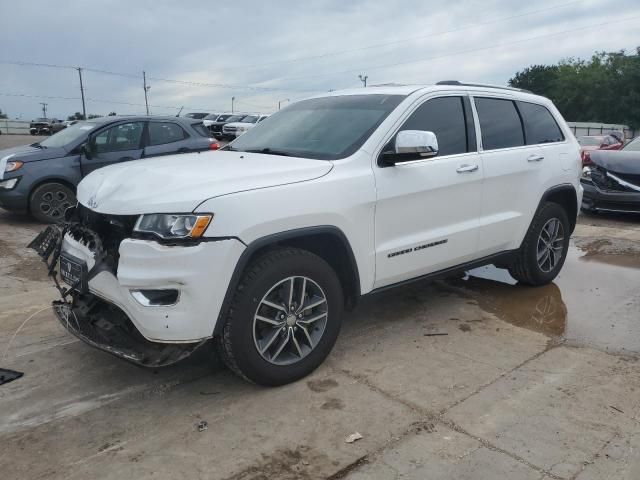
[1,0,638,119]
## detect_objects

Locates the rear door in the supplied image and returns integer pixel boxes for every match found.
[143,121,197,157]
[81,121,145,176]
[373,94,483,288]
[474,96,565,256]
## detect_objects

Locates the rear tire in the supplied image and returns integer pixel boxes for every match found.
[215,247,344,386]
[509,202,570,286]
[29,182,76,223]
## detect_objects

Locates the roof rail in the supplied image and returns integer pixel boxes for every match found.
[436,80,533,94]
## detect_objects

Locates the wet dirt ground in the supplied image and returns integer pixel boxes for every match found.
[1,195,640,478]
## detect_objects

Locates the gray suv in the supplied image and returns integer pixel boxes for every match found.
[0,116,219,222]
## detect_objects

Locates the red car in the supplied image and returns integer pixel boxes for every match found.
[578,135,624,165]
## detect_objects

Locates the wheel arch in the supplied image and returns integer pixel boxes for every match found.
[215,226,361,335]
[538,184,578,233]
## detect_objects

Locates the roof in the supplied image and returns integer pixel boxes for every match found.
[316,82,549,103]
[85,115,203,124]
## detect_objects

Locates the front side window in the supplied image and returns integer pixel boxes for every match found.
[229,94,405,160]
[474,97,524,150]
[398,96,473,156]
[148,122,187,146]
[516,101,564,145]
[92,122,144,153]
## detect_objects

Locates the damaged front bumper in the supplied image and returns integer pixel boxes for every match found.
[29,218,244,367]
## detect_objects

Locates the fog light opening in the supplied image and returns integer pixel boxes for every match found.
[131,289,180,307]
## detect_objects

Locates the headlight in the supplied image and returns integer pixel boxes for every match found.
[581,166,592,180]
[134,213,213,239]
[4,160,23,173]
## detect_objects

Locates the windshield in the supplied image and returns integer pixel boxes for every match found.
[229,94,404,160]
[241,115,259,123]
[623,137,640,151]
[39,122,97,148]
[578,136,602,146]
[185,113,208,119]
[216,114,234,122]
[204,114,219,120]
[226,115,246,123]
[34,118,49,122]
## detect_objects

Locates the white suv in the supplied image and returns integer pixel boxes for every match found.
[30,81,582,386]
[223,114,270,138]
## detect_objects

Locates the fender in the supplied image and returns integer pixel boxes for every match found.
[537,183,578,233]
[214,226,361,335]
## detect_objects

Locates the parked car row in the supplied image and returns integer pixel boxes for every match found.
[198,112,270,140]
[29,118,77,136]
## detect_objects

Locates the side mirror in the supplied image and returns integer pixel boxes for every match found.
[81,143,92,159]
[380,130,439,166]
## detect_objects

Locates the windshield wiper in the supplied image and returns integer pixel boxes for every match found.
[30,142,46,149]
[244,148,291,157]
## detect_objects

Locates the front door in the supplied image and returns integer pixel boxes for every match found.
[81,121,146,176]
[373,95,483,289]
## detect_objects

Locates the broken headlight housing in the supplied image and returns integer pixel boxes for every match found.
[581,166,592,181]
[134,213,212,239]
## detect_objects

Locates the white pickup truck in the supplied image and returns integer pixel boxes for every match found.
[30,81,582,386]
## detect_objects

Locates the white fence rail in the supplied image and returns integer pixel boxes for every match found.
[0,119,31,135]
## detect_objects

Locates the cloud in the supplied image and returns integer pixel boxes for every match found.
[0,0,638,118]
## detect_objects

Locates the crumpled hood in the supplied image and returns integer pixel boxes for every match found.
[77,150,333,214]
[590,150,640,174]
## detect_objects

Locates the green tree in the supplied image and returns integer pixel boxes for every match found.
[509,48,640,129]
[67,112,85,121]
[0,109,7,119]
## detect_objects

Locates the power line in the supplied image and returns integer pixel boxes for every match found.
[201,0,585,74]
[274,14,640,81]
[0,92,225,112]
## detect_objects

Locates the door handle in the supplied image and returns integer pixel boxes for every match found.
[527,154,544,162]
[456,164,479,173]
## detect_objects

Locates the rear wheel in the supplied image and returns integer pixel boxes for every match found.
[509,202,570,286]
[29,182,76,223]
[216,247,344,386]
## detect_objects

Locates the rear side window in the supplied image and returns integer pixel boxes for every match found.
[191,122,212,137]
[474,97,524,150]
[148,122,187,146]
[517,102,564,145]
[399,96,473,156]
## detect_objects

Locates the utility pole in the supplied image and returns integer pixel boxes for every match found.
[358,74,368,87]
[76,67,86,119]
[278,98,289,110]
[231,96,235,113]
[143,71,151,115]
[39,102,48,118]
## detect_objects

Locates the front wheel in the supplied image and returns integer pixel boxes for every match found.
[29,182,76,223]
[509,202,570,286]
[216,248,344,386]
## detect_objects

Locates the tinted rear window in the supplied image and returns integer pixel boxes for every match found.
[474,97,524,150]
[191,122,212,137]
[517,101,564,145]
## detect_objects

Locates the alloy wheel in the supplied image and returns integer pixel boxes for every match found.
[536,218,564,273]
[252,276,328,366]
[39,189,73,220]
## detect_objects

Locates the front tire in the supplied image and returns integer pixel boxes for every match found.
[29,182,76,223]
[216,247,344,386]
[509,202,570,286]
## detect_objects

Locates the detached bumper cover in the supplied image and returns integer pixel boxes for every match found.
[581,180,640,213]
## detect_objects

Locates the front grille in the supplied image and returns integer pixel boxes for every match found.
[75,205,138,272]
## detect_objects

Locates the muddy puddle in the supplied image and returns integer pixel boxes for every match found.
[447,240,640,356]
